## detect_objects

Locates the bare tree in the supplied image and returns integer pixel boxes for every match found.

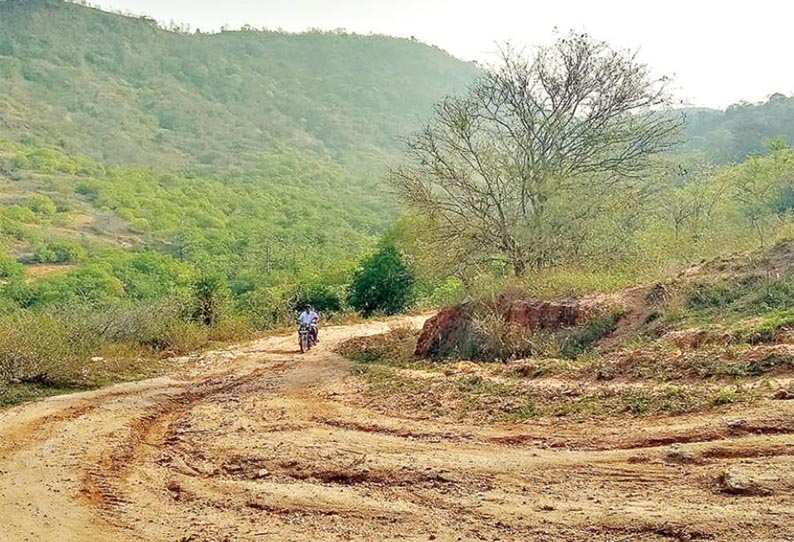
[392,32,684,276]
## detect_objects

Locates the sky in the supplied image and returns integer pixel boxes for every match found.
[91,0,794,109]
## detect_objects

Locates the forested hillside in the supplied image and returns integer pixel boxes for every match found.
[0,0,482,401]
[0,0,478,170]
[684,94,794,163]
[0,0,480,295]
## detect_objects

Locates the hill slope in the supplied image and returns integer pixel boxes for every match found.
[0,0,479,171]
[684,94,794,163]
[0,0,481,317]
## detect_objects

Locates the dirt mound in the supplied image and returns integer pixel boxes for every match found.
[415,295,591,360]
[414,303,476,360]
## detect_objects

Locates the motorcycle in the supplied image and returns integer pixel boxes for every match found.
[298,323,317,353]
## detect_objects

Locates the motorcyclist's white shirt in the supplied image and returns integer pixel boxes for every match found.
[298,311,318,325]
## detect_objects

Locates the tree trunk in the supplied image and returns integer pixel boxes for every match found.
[513,258,526,277]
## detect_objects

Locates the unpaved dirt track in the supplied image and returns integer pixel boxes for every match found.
[2,318,794,542]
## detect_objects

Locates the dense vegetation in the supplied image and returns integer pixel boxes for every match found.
[684,94,794,164]
[399,144,794,302]
[0,0,478,170]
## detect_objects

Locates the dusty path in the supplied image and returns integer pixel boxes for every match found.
[1,317,794,542]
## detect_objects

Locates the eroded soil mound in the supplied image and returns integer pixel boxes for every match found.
[415,295,593,360]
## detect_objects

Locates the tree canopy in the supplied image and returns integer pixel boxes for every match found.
[393,33,684,276]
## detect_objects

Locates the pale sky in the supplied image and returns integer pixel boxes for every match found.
[91,0,794,109]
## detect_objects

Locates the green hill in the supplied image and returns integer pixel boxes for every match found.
[683,94,794,163]
[0,0,478,171]
[0,0,480,312]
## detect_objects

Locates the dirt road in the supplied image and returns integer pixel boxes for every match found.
[1,317,793,542]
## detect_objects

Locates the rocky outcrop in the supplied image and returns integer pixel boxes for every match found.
[415,295,592,360]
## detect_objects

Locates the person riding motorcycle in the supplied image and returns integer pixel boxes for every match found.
[297,304,319,344]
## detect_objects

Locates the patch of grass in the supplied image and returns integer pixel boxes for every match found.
[559,310,624,360]
[592,342,794,383]
[519,267,641,299]
[733,309,794,344]
[0,382,90,408]
[709,385,750,407]
[337,325,420,366]
[686,279,749,311]
[498,398,539,421]
[671,271,794,330]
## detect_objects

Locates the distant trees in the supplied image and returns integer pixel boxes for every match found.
[725,143,794,245]
[684,95,794,163]
[658,164,726,242]
[392,32,684,276]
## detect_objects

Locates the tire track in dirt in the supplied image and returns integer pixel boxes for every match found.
[0,384,181,461]
[80,362,292,515]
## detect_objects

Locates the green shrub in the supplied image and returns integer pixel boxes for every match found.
[0,257,24,280]
[348,240,415,317]
[710,386,743,406]
[190,273,230,326]
[754,276,794,311]
[686,280,744,310]
[294,282,344,314]
[732,309,794,343]
[25,194,57,216]
[33,241,86,264]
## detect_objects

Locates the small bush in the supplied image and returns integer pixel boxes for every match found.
[686,280,744,310]
[25,194,57,216]
[33,241,86,264]
[755,276,794,310]
[710,386,743,406]
[207,318,251,343]
[470,309,536,362]
[0,312,84,386]
[0,257,24,280]
[348,241,415,317]
[160,321,211,355]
